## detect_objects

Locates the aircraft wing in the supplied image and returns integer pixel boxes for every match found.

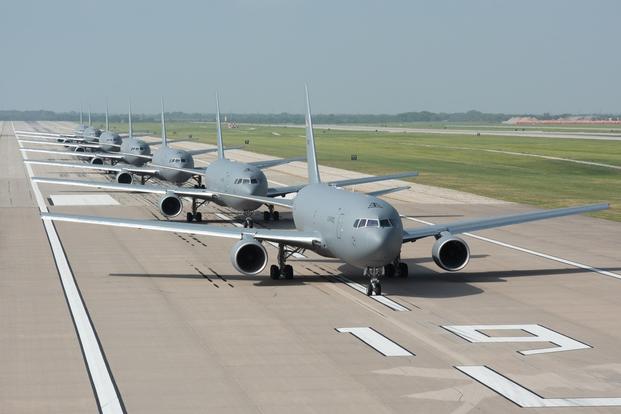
[32,177,297,209]
[249,156,306,169]
[267,171,419,198]
[20,148,125,160]
[14,130,77,138]
[365,185,411,198]
[41,212,321,248]
[24,160,159,175]
[18,139,103,150]
[402,203,609,243]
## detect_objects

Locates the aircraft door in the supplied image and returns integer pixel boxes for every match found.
[336,212,345,239]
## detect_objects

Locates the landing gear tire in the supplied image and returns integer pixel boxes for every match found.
[398,262,409,278]
[282,264,293,279]
[244,217,254,228]
[195,212,202,222]
[273,211,280,221]
[385,264,395,278]
[186,212,193,222]
[263,211,270,221]
[270,265,280,280]
[366,280,381,296]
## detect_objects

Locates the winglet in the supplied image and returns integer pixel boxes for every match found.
[128,99,133,139]
[305,85,321,184]
[160,97,168,147]
[216,92,225,160]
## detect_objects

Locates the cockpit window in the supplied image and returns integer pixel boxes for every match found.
[180,159,186,163]
[355,218,392,228]
[366,219,379,227]
[380,219,392,227]
[250,178,258,184]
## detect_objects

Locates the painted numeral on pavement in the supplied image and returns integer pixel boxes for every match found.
[443,324,590,355]
[336,327,414,356]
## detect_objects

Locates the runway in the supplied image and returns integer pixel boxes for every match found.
[3,121,621,413]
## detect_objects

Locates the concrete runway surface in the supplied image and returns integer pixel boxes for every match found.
[2,121,620,413]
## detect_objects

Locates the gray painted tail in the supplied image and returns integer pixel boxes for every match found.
[88,107,92,126]
[79,105,83,125]
[128,100,133,139]
[105,101,109,131]
[216,93,225,160]
[305,85,321,184]
[160,97,168,147]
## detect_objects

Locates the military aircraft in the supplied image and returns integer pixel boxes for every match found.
[40,87,609,295]
[20,101,154,166]
[33,94,416,226]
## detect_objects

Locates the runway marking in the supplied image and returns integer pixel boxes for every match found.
[336,327,414,356]
[14,123,125,414]
[443,324,590,355]
[457,365,621,407]
[49,194,119,206]
[331,274,410,312]
[404,216,621,280]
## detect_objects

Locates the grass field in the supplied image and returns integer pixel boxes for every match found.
[107,121,621,221]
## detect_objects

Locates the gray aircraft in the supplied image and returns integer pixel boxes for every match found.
[33,94,415,226]
[20,101,153,166]
[41,87,609,296]
[16,105,90,140]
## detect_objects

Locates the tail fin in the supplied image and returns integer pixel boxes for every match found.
[215,93,225,160]
[105,100,109,131]
[79,104,83,125]
[88,107,92,126]
[128,99,133,139]
[160,97,168,147]
[304,85,321,184]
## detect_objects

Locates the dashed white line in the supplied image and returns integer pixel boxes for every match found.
[14,122,125,414]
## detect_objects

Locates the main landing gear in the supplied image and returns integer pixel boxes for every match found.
[263,205,280,221]
[270,244,304,280]
[186,196,208,222]
[365,257,409,296]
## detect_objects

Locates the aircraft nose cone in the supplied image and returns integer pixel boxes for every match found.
[361,227,402,265]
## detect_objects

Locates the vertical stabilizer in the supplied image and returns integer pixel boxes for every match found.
[160,97,168,147]
[105,101,109,131]
[128,100,133,139]
[216,93,225,160]
[304,85,321,184]
[88,107,92,126]
[79,104,83,125]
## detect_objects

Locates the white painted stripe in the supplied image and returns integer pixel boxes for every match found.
[404,216,621,280]
[337,327,414,356]
[457,366,621,407]
[50,194,119,206]
[14,122,125,414]
[331,274,409,311]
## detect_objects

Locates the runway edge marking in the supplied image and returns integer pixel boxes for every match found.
[404,216,621,280]
[13,122,126,414]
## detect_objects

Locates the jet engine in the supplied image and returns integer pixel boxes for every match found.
[116,171,133,184]
[159,194,183,217]
[74,146,85,152]
[431,234,470,271]
[90,157,104,165]
[230,238,268,275]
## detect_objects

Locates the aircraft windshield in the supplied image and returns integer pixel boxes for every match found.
[354,218,393,228]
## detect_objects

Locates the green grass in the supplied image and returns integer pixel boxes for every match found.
[107,121,621,221]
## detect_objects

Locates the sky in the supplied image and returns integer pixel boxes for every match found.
[1,0,620,115]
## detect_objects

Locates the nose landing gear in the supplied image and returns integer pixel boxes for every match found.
[242,211,254,228]
[365,267,384,296]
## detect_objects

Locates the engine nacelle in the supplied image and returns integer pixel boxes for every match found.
[116,171,133,184]
[432,234,470,271]
[90,157,104,165]
[159,194,183,217]
[74,146,85,152]
[230,238,268,275]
